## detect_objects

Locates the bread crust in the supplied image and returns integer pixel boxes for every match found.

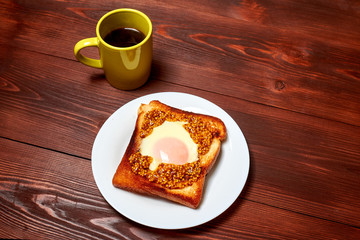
[112,100,226,208]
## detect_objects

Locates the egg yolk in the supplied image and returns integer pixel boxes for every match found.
[152,137,189,165]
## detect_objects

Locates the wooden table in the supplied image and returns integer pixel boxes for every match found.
[1,0,360,238]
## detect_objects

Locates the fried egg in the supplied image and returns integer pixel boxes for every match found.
[140,121,198,171]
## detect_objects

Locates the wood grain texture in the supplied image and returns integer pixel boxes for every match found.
[1,0,359,126]
[1,0,360,238]
[1,139,359,239]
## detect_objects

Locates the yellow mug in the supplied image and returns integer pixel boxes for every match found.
[74,9,152,90]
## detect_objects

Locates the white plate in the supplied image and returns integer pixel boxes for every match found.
[91,92,249,229]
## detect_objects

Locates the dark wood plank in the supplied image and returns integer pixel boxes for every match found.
[1,138,359,239]
[1,48,360,228]
[1,0,359,126]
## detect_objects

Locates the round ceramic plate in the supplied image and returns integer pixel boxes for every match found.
[91,92,249,229]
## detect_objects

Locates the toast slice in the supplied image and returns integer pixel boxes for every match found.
[112,100,226,208]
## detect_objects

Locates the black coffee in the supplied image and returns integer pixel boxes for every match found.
[103,27,145,47]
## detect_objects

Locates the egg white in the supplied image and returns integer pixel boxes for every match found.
[140,121,198,171]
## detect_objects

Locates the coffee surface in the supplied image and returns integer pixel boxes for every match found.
[104,27,145,47]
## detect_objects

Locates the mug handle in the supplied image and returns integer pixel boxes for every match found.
[74,37,102,68]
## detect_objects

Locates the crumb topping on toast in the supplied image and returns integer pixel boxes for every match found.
[129,152,201,189]
[130,109,217,189]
